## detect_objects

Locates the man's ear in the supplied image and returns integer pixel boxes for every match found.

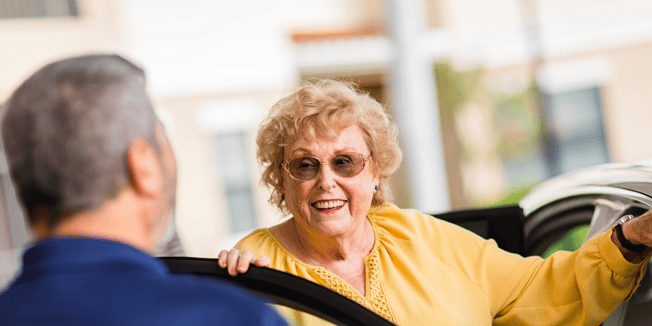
[126,139,162,198]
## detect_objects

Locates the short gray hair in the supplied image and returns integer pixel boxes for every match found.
[1,54,158,228]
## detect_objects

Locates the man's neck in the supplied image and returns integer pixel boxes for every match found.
[33,190,155,253]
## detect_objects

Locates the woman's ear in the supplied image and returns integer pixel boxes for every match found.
[372,171,380,188]
[279,184,286,198]
[126,139,163,198]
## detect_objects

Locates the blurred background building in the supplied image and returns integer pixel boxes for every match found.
[1,0,652,288]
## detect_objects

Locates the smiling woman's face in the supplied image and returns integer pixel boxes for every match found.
[281,125,379,238]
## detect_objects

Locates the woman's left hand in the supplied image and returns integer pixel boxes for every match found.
[217,248,271,276]
[614,209,652,263]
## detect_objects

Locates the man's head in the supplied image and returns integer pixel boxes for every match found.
[1,54,176,246]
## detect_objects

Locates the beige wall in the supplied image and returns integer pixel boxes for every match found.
[155,89,291,257]
[2,0,652,254]
[530,42,652,163]
[0,0,298,256]
[602,43,652,162]
[476,39,652,165]
[0,0,121,102]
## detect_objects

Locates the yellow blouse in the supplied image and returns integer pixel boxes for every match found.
[236,203,647,325]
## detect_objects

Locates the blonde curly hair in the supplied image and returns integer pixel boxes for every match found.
[257,80,402,214]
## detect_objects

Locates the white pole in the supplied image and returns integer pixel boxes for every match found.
[384,0,450,213]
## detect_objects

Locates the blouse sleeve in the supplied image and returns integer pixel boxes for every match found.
[404,206,648,325]
[488,227,647,325]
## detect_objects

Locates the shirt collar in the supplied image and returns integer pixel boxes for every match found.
[21,237,169,276]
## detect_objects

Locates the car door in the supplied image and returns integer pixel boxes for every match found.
[520,160,652,326]
[161,160,652,326]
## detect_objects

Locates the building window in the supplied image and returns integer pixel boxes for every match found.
[195,98,263,239]
[543,87,610,176]
[0,0,78,19]
[214,132,257,233]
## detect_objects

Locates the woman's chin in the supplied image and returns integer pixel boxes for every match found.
[309,218,357,238]
[299,206,363,237]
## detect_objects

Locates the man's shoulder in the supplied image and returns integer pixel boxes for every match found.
[136,273,286,324]
[126,269,258,303]
[160,272,253,297]
[0,269,287,325]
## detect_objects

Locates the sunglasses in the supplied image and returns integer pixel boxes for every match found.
[282,152,369,180]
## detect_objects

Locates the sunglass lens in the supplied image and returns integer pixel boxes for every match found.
[331,154,363,177]
[288,157,320,180]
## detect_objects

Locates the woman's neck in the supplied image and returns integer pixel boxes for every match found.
[271,217,375,266]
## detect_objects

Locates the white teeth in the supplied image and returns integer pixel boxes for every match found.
[313,200,345,209]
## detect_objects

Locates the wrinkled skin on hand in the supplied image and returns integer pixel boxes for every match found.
[217,248,271,276]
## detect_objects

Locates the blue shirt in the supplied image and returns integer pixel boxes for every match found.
[0,237,288,325]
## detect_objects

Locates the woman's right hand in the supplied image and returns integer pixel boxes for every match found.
[217,248,271,276]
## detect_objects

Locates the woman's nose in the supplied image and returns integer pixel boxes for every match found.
[316,163,337,190]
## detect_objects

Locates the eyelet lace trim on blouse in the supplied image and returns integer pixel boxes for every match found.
[311,249,396,323]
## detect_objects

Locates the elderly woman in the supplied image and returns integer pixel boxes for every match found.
[218,80,652,325]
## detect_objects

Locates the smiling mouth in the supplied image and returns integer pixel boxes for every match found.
[312,200,346,212]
